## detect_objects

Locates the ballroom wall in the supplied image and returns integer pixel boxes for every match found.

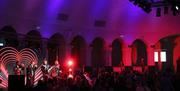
[0,0,180,70]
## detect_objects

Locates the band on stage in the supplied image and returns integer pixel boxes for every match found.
[13,59,62,87]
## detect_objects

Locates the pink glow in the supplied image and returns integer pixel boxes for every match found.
[68,68,72,72]
[155,42,163,70]
[0,47,39,88]
[34,65,43,84]
[68,60,73,66]
[173,37,180,72]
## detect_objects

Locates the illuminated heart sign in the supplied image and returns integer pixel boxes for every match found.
[0,47,38,67]
[0,47,38,88]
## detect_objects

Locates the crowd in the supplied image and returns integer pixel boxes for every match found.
[24,67,180,91]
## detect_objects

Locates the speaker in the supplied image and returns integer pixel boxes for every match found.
[8,75,25,91]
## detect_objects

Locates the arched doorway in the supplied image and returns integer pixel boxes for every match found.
[71,36,86,68]
[24,30,42,64]
[0,26,19,47]
[160,36,174,71]
[111,39,123,66]
[47,33,66,65]
[154,35,180,71]
[174,36,180,72]
[25,30,42,49]
[131,39,147,66]
[91,37,106,67]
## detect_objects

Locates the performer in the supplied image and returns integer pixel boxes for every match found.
[50,60,62,78]
[26,61,37,87]
[41,59,51,80]
[14,61,24,75]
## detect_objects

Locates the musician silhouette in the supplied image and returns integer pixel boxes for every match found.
[14,61,24,75]
[41,59,51,81]
[50,60,62,78]
[26,61,37,87]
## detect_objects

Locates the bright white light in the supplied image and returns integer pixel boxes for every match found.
[68,74,73,78]
[68,60,73,66]
[154,52,158,62]
[160,51,166,62]
[68,68,72,72]
[0,43,4,46]
[176,6,179,10]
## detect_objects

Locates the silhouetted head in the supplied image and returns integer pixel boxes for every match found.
[31,61,35,65]
[55,60,59,65]
[43,59,48,65]
[16,61,20,65]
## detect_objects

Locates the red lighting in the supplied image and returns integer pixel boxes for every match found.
[68,74,73,78]
[68,68,72,72]
[68,60,73,66]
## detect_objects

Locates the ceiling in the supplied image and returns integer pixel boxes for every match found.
[0,0,180,44]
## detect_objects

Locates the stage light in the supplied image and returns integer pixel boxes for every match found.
[68,68,72,72]
[156,8,161,17]
[142,3,152,13]
[129,0,180,16]
[68,74,73,78]
[68,60,73,66]
[160,51,166,62]
[0,38,5,47]
[0,43,4,46]
[171,2,180,16]
[154,51,158,62]
[176,5,179,10]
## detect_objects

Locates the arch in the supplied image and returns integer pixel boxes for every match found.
[154,34,180,71]
[154,41,162,70]
[111,38,123,66]
[24,30,42,64]
[47,33,66,65]
[91,37,106,67]
[173,36,180,72]
[0,26,19,47]
[71,35,86,68]
[131,39,147,66]
[25,30,42,49]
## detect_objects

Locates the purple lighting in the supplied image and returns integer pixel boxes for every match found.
[90,0,109,17]
[40,0,64,38]
[41,29,52,38]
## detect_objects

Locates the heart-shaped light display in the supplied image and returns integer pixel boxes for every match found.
[0,47,38,88]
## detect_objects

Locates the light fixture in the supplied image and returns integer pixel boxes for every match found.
[129,0,180,16]
[68,60,73,66]
[171,1,180,16]
[0,43,4,46]
[176,5,179,10]
[0,38,5,47]
[143,3,152,13]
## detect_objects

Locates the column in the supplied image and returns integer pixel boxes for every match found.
[122,45,132,66]
[86,45,92,66]
[147,45,155,66]
[106,45,112,66]
[66,44,72,60]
